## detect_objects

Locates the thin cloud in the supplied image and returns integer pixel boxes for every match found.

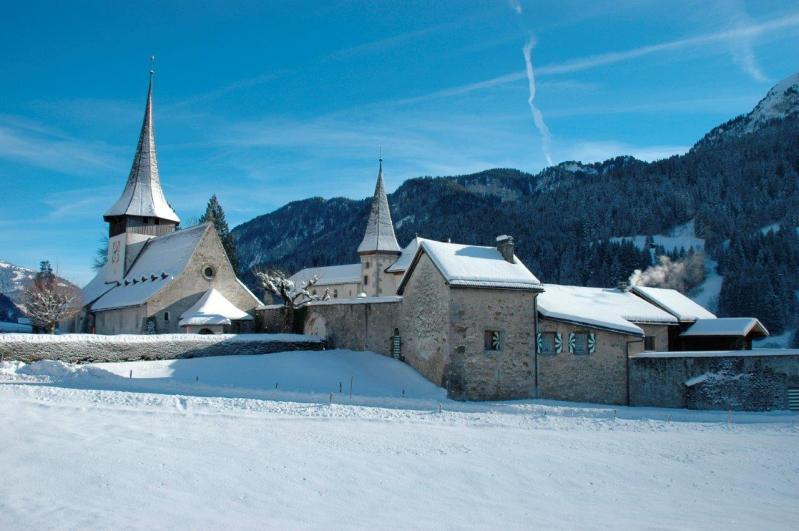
[400,10,799,103]
[718,0,768,82]
[330,21,459,60]
[0,118,124,175]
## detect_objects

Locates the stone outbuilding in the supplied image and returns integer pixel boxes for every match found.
[535,284,679,405]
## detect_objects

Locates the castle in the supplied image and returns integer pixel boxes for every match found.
[280,162,776,404]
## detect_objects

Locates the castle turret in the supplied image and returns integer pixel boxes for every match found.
[358,159,401,296]
[104,68,180,238]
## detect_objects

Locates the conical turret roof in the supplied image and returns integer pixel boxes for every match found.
[104,71,180,223]
[357,159,401,254]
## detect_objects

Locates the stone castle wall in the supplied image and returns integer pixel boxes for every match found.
[302,299,402,357]
[630,353,799,411]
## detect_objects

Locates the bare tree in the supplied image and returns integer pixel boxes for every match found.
[254,269,329,309]
[22,261,82,334]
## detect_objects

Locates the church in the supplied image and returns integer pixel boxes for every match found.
[72,72,261,335]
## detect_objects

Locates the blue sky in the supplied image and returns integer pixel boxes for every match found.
[2,0,798,284]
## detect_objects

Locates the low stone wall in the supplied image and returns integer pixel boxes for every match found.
[302,298,402,357]
[629,350,799,411]
[0,333,324,364]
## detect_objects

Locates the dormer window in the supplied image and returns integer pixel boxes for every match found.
[202,265,216,280]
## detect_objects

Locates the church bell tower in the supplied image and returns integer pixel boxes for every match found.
[104,67,180,239]
[357,159,401,296]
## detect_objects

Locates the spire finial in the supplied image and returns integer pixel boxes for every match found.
[150,55,155,77]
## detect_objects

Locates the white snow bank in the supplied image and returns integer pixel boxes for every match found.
[0,379,797,529]
[2,350,446,404]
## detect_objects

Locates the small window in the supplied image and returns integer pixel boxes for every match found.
[644,336,656,351]
[164,311,170,322]
[365,261,371,268]
[202,265,216,280]
[572,332,589,355]
[539,332,557,355]
[333,289,338,298]
[484,330,503,352]
[364,275,368,286]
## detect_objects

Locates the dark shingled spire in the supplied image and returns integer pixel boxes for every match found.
[358,158,401,255]
[104,66,180,223]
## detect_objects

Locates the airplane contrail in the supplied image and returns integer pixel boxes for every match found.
[522,37,553,166]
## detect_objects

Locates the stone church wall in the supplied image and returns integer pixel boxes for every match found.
[147,225,260,334]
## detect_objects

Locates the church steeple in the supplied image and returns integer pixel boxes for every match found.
[357,158,401,255]
[104,65,180,237]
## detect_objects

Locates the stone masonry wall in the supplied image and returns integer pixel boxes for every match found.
[537,318,642,405]
[302,300,401,357]
[399,254,451,386]
[0,334,323,364]
[630,354,799,411]
[638,324,672,353]
[448,288,537,400]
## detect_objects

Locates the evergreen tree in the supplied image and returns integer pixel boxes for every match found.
[200,194,239,275]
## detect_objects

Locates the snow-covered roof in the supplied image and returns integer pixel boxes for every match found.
[179,288,253,327]
[400,239,543,292]
[357,160,401,254]
[386,237,430,273]
[81,266,118,306]
[290,263,361,288]
[631,286,716,321]
[538,284,678,336]
[680,318,769,338]
[91,224,208,311]
[631,348,796,359]
[104,74,180,223]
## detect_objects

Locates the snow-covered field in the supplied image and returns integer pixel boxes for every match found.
[1,351,798,530]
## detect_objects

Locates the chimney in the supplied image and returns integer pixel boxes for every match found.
[496,235,515,263]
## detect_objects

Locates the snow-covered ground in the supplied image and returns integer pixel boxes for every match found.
[1,352,798,529]
[610,220,705,254]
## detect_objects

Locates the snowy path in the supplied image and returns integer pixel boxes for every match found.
[1,353,798,529]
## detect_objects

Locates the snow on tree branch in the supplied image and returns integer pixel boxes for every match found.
[254,269,329,309]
